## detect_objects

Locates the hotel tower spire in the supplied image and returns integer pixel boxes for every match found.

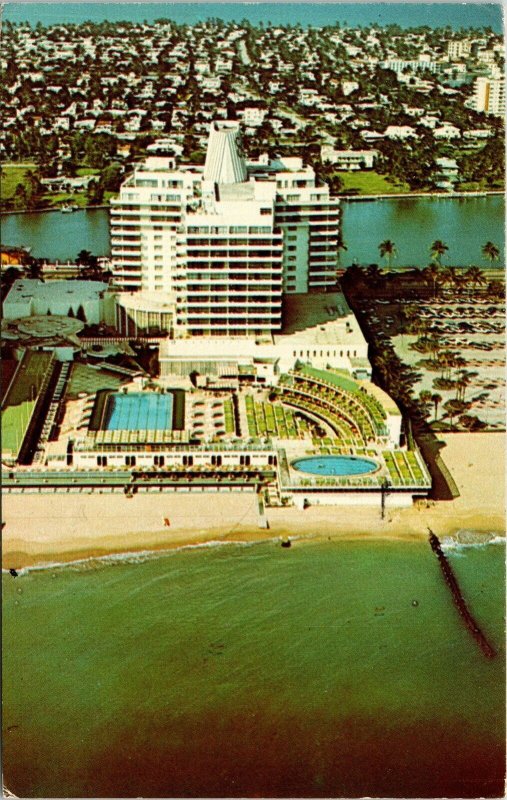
[203,121,247,184]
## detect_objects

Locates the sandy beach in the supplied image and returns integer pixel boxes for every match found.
[2,432,505,569]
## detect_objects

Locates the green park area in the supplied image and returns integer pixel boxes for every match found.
[1,163,36,202]
[338,170,411,196]
[1,351,52,457]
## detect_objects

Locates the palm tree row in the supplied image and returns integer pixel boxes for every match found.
[374,239,501,274]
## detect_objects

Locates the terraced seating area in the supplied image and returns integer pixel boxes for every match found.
[278,376,370,446]
[316,444,378,458]
[283,365,390,442]
[244,396,305,439]
[383,450,429,486]
[223,399,236,434]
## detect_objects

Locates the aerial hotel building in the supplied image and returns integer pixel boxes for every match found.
[469,75,505,117]
[110,121,340,337]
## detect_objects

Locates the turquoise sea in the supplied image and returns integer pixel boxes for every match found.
[4,2,503,31]
[2,538,505,798]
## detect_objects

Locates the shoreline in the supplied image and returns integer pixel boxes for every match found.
[340,189,504,201]
[2,433,505,570]
[1,191,503,216]
[0,204,109,216]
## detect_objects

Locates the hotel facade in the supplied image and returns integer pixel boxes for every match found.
[110,121,340,338]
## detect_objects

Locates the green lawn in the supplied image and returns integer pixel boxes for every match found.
[76,167,100,177]
[458,180,505,192]
[0,163,36,201]
[337,170,411,196]
[40,192,89,208]
[2,351,53,457]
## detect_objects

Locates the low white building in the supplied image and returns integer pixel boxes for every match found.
[159,292,370,382]
[433,124,461,139]
[342,80,359,96]
[321,146,378,170]
[241,107,267,127]
[3,280,115,325]
[384,125,418,140]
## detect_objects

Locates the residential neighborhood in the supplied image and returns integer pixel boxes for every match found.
[1,17,504,210]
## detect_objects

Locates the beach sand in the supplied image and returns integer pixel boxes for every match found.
[2,433,505,569]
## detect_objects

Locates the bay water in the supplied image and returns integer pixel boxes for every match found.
[3,538,505,797]
[2,195,504,267]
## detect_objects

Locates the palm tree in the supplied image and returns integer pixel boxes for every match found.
[427,333,440,363]
[454,273,468,295]
[431,393,442,420]
[443,398,462,430]
[441,266,459,293]
[422,262,441,298]
[481,241,500,265]
[419,389,432,417]
[456,369,477,402]
[465,266,486,292]
[378,239,397,269]
[453,356,467,379]
[430,239,449,266]
[337,232,348,265]
[400,304,419,333]
[366,263,384,286]
[374,351,394,384]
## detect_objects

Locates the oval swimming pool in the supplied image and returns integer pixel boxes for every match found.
[292,455,379,476]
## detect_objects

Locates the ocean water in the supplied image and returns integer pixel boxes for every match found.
[4,2,504,31]
[2,538,505,798]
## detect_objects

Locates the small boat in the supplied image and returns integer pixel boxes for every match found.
[61,204,78,213]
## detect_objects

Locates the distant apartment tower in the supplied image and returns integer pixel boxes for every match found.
[470,76,505,117]
[447,39,471,60]
[111,121,340,335]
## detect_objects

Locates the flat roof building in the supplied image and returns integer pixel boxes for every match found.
[2,279,114,325]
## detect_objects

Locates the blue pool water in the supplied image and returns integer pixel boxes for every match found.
[105,393,173,431]
[293,456,378,476]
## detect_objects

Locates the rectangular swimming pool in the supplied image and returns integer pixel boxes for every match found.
[105,392,173,431]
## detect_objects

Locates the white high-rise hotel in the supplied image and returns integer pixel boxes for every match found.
[110,121,340,337]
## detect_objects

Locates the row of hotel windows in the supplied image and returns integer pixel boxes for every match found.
[96,454,277,467]
[188,329,273,336]
[187,250,281,258]
[187,226,272,234]
[186,316,280,324]
[187,238,275,246]
[293,349,359,358]
[282,193,331,202]
[186,293,277,302]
